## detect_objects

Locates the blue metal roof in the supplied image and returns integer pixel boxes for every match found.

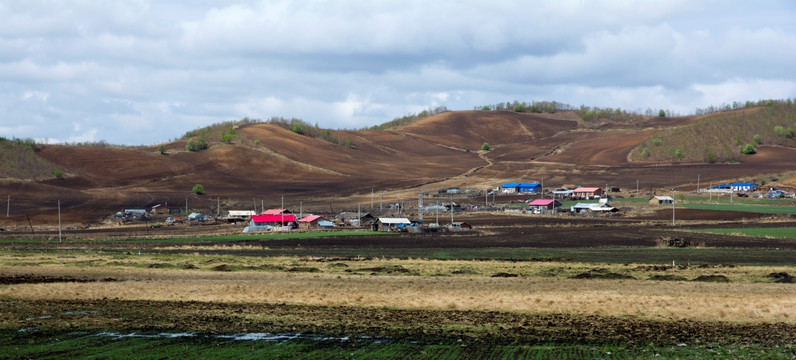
[502,182,540,188]
[731,182,757,186]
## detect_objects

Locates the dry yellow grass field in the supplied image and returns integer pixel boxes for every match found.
[2,254,793,325]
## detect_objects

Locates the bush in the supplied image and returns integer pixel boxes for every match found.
[753,134,762,144]
[674,148,684,159]
[481,142,490,151]
[192,184,204,195]
[158,145,166,155]
[186,137,208,152]
[658,109,666,117]
[652,138,662,146]
[641,147,650,158]
[53,169,63,179]
[741,143,756,154]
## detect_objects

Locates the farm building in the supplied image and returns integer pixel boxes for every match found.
[224,210,256,223]
[571,187,603,200]
[570,202,616,213]
[297,215,334,230]
[551,188,572,199]
[501,182,542,194]
[245,214,297,232]
[261,208,292,215]
[731,182,758,192]
[527,199,562,213]
[376,217,411,231]
[649,196,674,205]
[448,222,472,231]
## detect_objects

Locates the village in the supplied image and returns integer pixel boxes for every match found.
[111,180,794,234]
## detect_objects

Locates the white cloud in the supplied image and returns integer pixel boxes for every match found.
[0,0,794,144]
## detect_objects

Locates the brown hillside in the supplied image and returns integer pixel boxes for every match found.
[2,110,796,225]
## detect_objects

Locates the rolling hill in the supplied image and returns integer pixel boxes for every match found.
[1,107,795,225]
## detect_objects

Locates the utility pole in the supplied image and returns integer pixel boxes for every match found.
[709,181,712,201]
[672,190,676,226]
[6,195,9,217]
[697,174,700,194]
[281,196,285,229]
[300,201,303,218]
[57,200,62,243]
[217,197,220,217]
[358,203,361,226]
[380,191,383,213]
[185,198,188,216]
[418,192,423,222]
[371,189,374,210]
[450,194,454,225]
[636,179,639,198]
[253,197,256,213]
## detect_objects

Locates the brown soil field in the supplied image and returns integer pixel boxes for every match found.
[1,110,796,226]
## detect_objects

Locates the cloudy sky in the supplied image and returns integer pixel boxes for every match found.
[2,1,795,145]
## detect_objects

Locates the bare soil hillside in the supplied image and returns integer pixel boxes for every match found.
[2,110,795,225]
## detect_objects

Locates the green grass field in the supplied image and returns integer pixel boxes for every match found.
[680,203,796,214]
[2,331,790,360]
[686,227,796,239]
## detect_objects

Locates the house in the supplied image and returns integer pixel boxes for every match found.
[731,182,758,192]
[376,217,411,231]
[649,196,674,205]
[501,182,542,194]
[298,215,334,230]
[570,202,616,213]
[708,184,732,194]
[245,214,297,232]
[571,187,603,200]
[527,199,562,213]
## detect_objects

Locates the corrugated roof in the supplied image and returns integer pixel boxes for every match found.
[528,199,557,206]
[298,215,322,223]
[731,182,757,186]
[252,214,296,223]
[572,187,601,192]
[262,209,290,215]
[378,217,411,224]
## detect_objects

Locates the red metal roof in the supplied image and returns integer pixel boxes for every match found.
[252,214,296,223]
[572,187,600,193]
[298,215,322,223]
[528,199,556,206]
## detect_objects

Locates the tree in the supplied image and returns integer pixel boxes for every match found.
[741,143,756,154]
[753,134,762,144]
[192,184,204,195]
[481,142,490,151]
[345,136,353,148]
[658,109,666,117]
[53,169,63,179]
[158,145,166,155]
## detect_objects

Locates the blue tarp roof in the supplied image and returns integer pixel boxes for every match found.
[502,183,540,188]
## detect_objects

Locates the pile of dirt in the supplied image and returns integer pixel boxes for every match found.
[287,267,321,273]
[692,275,730,282]
[490,272,519,278]
[0,275,118,284]
[649,274,687,281]
[766,272,793,283]
[349,265,410,274]
[570,269,635,280]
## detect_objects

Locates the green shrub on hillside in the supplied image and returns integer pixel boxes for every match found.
[630,99,796,163]
[741,143,756,154]
[158,145,166,155]
[481,142,490,151]
[53,169,63,179]
[192,184,204,195]
[186,138,208,152]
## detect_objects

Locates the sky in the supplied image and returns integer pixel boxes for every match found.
[1,1,795,145]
